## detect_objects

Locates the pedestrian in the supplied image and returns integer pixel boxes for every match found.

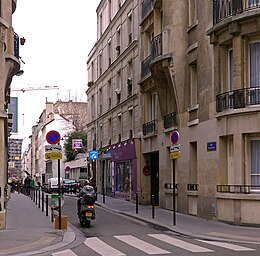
[24,176,31,196]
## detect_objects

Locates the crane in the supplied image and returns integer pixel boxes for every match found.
[11,85,59,93]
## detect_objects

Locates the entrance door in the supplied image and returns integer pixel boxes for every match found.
[150,152,159,205]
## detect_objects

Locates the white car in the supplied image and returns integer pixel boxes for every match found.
[45,177,63,193]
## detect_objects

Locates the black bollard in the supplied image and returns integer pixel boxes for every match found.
[136,192,138,214]
[46,195,48,217]
[152,194,155,219]
[35,189,38,205]
[38,189,41,208]
[42,192,44,212]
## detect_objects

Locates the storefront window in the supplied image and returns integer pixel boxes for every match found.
[115,160,133,193]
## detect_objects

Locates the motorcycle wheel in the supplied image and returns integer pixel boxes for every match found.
[79,216,91,228]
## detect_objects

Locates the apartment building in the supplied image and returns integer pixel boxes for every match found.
[86,0,141,200]
[0,0,21,229]
[139,0,260,225]
[8,138,23,178]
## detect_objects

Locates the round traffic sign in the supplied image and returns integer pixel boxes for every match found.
[65,165,71,172]
[170,131,179,145]
[46,130,61,145]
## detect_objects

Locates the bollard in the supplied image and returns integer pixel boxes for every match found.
[152,194,155,219]
[46,195,48,217]
[42,192,44,212]
[136,192,138,214]
[38,189,41,208]
[102,187,105,204]
[35,189,38,205]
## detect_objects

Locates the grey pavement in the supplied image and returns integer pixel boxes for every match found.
[0,192,260,256]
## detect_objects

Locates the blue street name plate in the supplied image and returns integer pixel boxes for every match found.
[207,142,217,151]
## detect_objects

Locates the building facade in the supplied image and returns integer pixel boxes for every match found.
[86,0,141,200]
[0,0,21,229]
[8,138,23,178]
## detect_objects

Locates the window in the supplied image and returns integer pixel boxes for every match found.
[251,140,260,188]
[228,48,233,91]
[188,0,197,26]
[150,93,157,121]
[249,42,260,87]
[190,63,198,106]
[115,161,133,193]
[127,10,133,44]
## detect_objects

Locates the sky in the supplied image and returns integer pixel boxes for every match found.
[11,0,100,146]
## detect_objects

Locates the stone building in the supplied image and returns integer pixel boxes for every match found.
[88,0,260,225]
[86,0,141,199]
[0,0,21,229]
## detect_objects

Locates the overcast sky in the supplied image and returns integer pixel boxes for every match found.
[11,0,100,144]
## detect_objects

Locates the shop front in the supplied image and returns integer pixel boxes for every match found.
[112,140,137,201]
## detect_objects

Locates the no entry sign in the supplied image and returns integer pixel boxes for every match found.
[46,130,61,145]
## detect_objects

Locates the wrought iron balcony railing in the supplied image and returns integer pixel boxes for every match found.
[217,185,260,193]
[216,87,260,112]
[141,0,153,21]
[163,112,177,129]
[187,184,198,191]
[141,55,151,79]
[142,119,157,136]
[151,33,162,60]
[213,0,260,25]
[164,183,179,190]
[14,32,19,59]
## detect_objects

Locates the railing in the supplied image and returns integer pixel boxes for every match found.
[164,183,179,190]
[164,112,177,129]
[187,184,198,191]
[141,0,153,21]
[216,87,260,112]
[14,32,19,59]
[142,119,157,136]
[217,184,260,193]
[151,33,162,60]
[141,55,151,79]
[213,0,260,25]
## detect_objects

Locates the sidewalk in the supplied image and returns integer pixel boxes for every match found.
[0,192,75,256]
[1,192,260,256]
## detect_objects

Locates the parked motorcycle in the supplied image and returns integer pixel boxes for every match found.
[77,185,96,228]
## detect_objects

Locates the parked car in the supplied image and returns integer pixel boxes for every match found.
[61,179,81,193]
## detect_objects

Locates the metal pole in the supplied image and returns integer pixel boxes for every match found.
[58,158,61,230]
[35,189,37,205]
[38,188,40,208]
[173,159,176,225]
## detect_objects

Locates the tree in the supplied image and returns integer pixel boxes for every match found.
[64,131,88,161]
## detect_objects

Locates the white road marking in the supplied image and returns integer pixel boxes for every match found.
[84,237,125,256]
[52,249,77,256]
[149,234,213,253]
[197,239,256,251]
[115,235,171,254]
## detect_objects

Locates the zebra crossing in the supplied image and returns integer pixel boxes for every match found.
[52,233,256,256]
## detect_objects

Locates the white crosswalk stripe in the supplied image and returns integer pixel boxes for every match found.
[52,249,78,256]
[84,237,125,256]
[197,239,256,251]
[149,234,213,253]
[115,235,171,254]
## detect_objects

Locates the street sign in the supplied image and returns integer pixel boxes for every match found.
[170,144,180,153]
[170,131,179,145]
[72,139,83,149]
[45,152,62,160]
[65,165,71,172]
[170,152,180,159]
[45,145,62,152]
[89,150,98,161]
[46,130,61,145]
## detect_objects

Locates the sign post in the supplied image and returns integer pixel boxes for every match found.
[170,130,179,226]
[46,130,62,230]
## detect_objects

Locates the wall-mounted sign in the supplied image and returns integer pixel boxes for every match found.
[72,139,83,149]
[207,142,217,152]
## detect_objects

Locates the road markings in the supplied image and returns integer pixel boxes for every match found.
[115,235,171,254]
[197,239,256,251]
[149,234,213,253]
[84,237,125,256]
[52,249,77,256]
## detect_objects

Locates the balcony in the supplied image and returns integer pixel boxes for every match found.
[217,184,260,193]
[163,112,177,129]
[141,55,151,79]
[151,33,162,60]
[216,87,260,112]
[142,119,157,136]
[141,0,153,21]
[213,0,260,25]
[14,32,19,59]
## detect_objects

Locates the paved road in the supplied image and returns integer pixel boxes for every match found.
[38,196,260,256]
